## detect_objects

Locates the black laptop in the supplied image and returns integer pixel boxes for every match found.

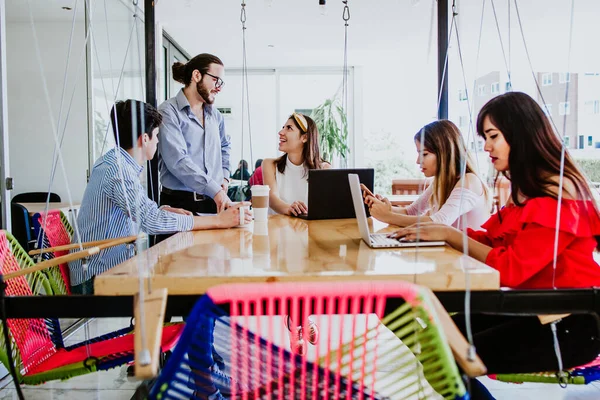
[296,168,375,220]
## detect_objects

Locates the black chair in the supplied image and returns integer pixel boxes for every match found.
[12,192,62,203]
[10,203,35,251]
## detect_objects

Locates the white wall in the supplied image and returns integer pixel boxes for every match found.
[6,21,89,203]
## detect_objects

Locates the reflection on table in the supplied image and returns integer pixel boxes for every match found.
[95,215,499,295]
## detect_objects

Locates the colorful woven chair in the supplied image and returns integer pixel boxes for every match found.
[149,281,480,399]
[0,230,184,385]
[491,355,600,385]
[31,210,74,294]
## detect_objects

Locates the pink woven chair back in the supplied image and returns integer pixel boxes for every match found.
[0,231,56,374]
[207,281,422,399]
[36,210,72,290]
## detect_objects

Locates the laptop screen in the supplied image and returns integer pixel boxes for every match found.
[305,168,374,220]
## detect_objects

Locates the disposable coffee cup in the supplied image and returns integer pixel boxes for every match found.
[251,185,270,222]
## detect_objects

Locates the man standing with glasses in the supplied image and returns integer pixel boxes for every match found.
[157,54,245,398]
[158,53,232,216]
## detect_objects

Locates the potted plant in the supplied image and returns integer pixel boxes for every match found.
[310,90,350,165]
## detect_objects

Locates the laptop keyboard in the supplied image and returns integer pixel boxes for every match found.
[370,234,401,247]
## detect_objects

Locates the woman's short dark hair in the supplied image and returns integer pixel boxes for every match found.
[110,100,162,150]
[172,53,224,86]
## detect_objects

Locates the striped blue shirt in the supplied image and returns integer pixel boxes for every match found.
[68,148,194,286]
[158,89,231,198]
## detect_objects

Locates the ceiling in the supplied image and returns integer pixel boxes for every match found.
[5,0,141,23]
[6,0,600,71]
[156,0,436,68]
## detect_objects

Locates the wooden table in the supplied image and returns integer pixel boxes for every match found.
[388,194,419,206]
[95,216,499,295]
[16,202,80,216]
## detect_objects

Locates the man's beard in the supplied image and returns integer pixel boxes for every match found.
[196,79,214,105]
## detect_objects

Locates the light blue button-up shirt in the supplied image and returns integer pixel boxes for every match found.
[68,147,194,286]
[158,89,231,198]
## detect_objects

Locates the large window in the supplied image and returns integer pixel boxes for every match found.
[161,32,189,103]
[89,0,146,163]
[216,68,356,175]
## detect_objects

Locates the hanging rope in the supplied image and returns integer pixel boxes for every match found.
[512,0,576,383]
[448,0,478,362]
[238,1,254,200]
[507,0,511,88]
[342,1,350,118]
[489,0,512,89]
[552,0,575,291]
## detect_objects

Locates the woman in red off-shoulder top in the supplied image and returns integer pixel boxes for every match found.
[393,92,600,399]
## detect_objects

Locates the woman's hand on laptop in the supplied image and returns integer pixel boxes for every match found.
[287,201,308,216]
[387,222,450,242]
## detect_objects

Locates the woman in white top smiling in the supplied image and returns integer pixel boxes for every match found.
[262,112,330,216]
[363,120,490,230]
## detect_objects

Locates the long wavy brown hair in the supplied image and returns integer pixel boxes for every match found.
[276,114,326,176]
[477,91,600,249]
[414,120,488,210]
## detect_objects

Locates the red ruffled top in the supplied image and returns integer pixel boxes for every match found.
[467,197,600,289]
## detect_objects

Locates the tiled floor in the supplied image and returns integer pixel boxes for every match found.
[0,318,599,399]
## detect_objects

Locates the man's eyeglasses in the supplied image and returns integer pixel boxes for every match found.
[205,72,225,89]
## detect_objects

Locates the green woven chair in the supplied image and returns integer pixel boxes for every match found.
[0,229,184,385]
[322,284,480,400]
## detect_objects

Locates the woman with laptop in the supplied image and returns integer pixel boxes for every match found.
[262,112,330,217]
[261,112,330,354]
[362,120,490,230]
[392,92,600,399]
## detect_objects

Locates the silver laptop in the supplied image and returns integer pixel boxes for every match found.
[348,174,446,248]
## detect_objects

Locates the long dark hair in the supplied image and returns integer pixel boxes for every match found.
[414,120,487,209]
[477,92,599,248]
[172,53,223,86]
[276,114,325,175]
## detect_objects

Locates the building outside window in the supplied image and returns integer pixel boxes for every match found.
[559,72,571,83]
[559,101,570,116]
[589,136,594,147]
[491,82,499,94]
[584,100,600,114]
[543,104,552,116]
[542,73,553,86]
[458,89,468,101]
[477,84,486,96]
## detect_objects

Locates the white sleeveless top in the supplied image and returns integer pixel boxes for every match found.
[273,157,308,210]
